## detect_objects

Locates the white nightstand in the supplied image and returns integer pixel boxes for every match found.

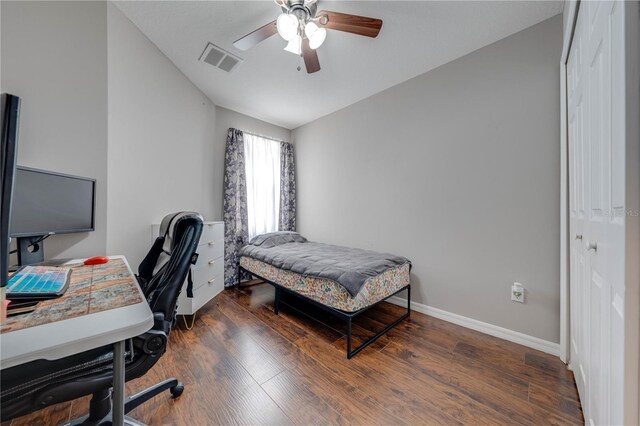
[151,221,224,320]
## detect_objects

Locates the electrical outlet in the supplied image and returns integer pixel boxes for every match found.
[511,282,525,303]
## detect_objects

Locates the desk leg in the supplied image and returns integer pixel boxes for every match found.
[112,340,125,426]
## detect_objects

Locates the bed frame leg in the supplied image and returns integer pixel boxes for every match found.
[274,286,281,315]
[347,317,353,359]
[345,285,411,359]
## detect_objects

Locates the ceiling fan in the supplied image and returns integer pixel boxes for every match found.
[233,0,383,74]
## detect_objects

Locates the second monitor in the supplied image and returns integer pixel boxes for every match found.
[10,166,96,266]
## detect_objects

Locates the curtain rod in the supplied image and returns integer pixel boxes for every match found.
[242,130,288,144]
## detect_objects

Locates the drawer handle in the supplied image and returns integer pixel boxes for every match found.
[208,241,216,246]
[208,278,215,284]
[208,260,216,265]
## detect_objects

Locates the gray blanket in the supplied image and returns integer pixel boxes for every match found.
[239,232,410,297]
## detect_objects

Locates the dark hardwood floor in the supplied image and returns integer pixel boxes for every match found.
[8,284,583,425]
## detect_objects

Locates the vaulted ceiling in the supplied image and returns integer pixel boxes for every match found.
[115,1,563,129]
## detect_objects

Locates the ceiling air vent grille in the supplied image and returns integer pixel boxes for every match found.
[200,43,242,73]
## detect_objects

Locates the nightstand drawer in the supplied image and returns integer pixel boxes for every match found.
[199,222,223,247]
[191,274,223,312]
[191,257,223,291]
[176,270,223,315]
[195,240,223,265]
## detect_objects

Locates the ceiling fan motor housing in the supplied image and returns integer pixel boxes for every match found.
[282,0,318,23]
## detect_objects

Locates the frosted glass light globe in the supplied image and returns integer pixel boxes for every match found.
[304,21,319,38]
[277,13,298,41]
[308,27,326,49]
[284,35,302,55]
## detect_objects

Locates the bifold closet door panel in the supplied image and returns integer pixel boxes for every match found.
[567,1,627,425]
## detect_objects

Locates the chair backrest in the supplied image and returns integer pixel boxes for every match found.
[137,212,203,323]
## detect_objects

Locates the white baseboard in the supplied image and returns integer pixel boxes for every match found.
[387,296,560,357]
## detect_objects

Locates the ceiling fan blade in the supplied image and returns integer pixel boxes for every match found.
[317,10,383,38]
[302,38,321,74]
[233,20,277,51]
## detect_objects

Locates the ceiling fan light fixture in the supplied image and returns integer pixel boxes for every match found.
[308,27,326,49]
[304,21,319,38]
[276,13,298,41]
[284,35,302,55]
[232,2,383,74]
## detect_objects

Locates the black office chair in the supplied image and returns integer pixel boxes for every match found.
[0,212,203,424]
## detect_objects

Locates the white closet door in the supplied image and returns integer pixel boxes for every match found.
[568,5,588,401]
[567,1,626,425]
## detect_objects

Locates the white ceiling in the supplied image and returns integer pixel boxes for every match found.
[114,1,563,129]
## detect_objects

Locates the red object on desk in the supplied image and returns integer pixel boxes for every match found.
[84,256,109,266]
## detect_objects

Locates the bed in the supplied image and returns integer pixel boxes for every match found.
[238,232,411,358]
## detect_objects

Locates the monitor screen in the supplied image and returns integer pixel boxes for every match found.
[1,93,21,286]
[10,167,95,237]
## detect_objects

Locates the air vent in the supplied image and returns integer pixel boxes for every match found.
[199,43,242,73]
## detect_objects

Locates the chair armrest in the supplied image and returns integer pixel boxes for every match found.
[152,312,171,334]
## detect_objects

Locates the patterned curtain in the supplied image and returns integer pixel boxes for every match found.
[279,142,296,231]
[223,128,250,287]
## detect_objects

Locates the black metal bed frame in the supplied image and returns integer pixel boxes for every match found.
[239,266,411,359]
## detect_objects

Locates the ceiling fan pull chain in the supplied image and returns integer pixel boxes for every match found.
[297,38,302,71]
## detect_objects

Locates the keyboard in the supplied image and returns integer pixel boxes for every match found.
[7,265,71,300]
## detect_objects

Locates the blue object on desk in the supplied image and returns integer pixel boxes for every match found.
[7,266,71,300]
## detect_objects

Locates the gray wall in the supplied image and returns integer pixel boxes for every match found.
[1,1,108,262]
[214,106,291,219]
[293,15,563,342]
[106,3,218,268]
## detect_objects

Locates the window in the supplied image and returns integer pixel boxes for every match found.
[244,133,281,239]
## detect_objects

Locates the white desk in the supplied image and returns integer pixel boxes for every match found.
[0,255,153,426]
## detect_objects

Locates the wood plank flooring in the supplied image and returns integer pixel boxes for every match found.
[7,283,583,425]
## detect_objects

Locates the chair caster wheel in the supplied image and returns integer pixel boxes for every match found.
[170,383,184,398]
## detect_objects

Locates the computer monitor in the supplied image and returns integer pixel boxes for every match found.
[1,94,21,287]
[10,167,96,266]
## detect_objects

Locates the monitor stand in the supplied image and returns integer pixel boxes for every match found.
[16,236,46,266]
